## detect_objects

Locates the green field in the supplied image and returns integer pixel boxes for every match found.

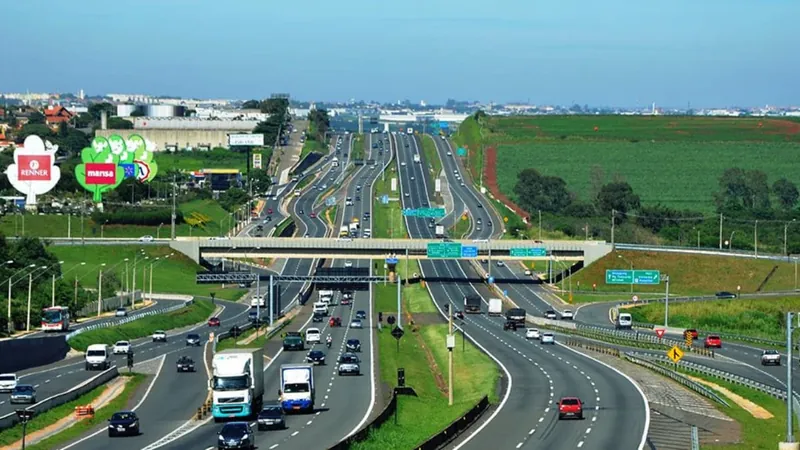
[299,139,325,162]
[48,245,246,301]
[374,259,429,313]
[351,133,365,160]
[0,199,234,238]
[372,161,407,239]
[157,148,249,172]
[451,115,484,182]
[627,297,800,340]
[421,135,443,176]
[450,214,471,238]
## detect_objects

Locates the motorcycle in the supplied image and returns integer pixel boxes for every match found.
[326,337,332,348]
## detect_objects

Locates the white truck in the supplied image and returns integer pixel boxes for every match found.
[348,222,359,236]
[279,364,315,413]
[435,225,445,238]
[331,157,339,167]
[339,225,349,237]
[250,295,265,308]
[211,348,264,420]
[488,299,503,316]
[85,344,110,371]
[413,153,421,163]
[318,290,334,304]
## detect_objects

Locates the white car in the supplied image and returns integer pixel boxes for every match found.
[350,319,363,329]
[544,310,558,320]
[524,269,532,276]
[344,261,353,268]
[139,235,154,243]
[400,162,407,166]
[112,341,131,355]
[525,328,540,340]
[0,373,18,393]
[541,333,555,345]
[561,310,574,320]
[305,328,321,344]
[115,307,127,317]
[446,151,452,156]
[152,330,167,342]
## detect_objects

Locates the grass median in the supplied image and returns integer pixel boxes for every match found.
[274,217,295,237]
[215,320,292,352]
[372,160,407,239]
[0,373,145,450]
[421,135,443,176]
[69,299,215,351]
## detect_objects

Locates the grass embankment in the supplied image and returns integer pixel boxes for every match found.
[273,217,295,237]
[421,135,443,176]
[0,373,146,449]
[48,245,246,301]
[352,267,498,449]
[451,115,484,184]
[372,160,407,239]
[450,215,471,239]
[0,199,234,238]
[628,297,800,341]
[566,250,798,301]
[351,133,365,160]
[296,173,317,191]
[157,148,249,172]
[68,299,215,351]
[323,205,338,229]
[299,139,325,162]
[373,260,431,313]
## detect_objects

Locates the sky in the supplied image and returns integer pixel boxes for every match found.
[3,0,799,107]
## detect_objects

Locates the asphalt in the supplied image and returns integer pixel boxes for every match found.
[397,133,647,450]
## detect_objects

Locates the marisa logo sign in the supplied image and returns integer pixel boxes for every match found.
[76,134,159,202]
[4,135,61,207]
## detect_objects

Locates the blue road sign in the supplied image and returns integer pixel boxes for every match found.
[503,289,508,296]
[386,258,399,265]
[461,246,478,258]
[488,276,495,284]
[440,122,449,129]
[457,147,466,157]
[381,195,389,205]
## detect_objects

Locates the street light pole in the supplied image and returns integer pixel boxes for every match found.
[25,273,32,332]
[664,275,670,328]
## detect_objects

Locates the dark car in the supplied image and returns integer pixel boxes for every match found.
[306,350,326,365]
[503,320,518,331]
[257,404,286,431]
[355,310,367,320]
[176,356,195,372]
[312,313,324,323]
[716,291,736,299]
[108,411,140,437]
[218,421,255,449]
[346,338,361,352]
[283,335,304,351]
[9,385,36,404]
[186,333,202,346]
[455,310,465,320]
[208,317,221,327]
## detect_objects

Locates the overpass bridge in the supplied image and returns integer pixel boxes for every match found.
[169,237,612,265]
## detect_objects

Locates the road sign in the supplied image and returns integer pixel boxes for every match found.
[461,214,467,221]
[667,345,684,364]
[427,242,462,258]
[685,334,694,347]
[488,276,495,284]
[391,326,405,340]
[654,329,665,339]
[605,270,661,285]
[418,208,445,218]
[632,295,639,302]
[386,258,399,265]
[503,289,508,296]
[461,246,478,258]
[503,217,509,223]
[457,147,466,156]
[381,195,389,205]
[325,196,336,206]
[510,247,547,257]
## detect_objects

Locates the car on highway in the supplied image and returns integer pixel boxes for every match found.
[496,260,504,267]
[761,350,781,366]
[310,212,317,218]
[404,192,410,197]
[298,209,304,215]
[305,328,321,344]
[400,162,406,166]
[152,330,167,342]
[541,332,555,344]
[267,208,273,214]
[9,384,36,404]
[112,341,131,355]
[283,335,304,351]
[257,404,286,431]
[455,310,465,320]
[704,335,722,348]
[503,319,518,331]
[217,421,255,449]
[338,353,361,376]
[176,356,196,372]
[715,291,736,299]
[356,310,367,320]
[344,261,353,268]
[139,235,154,243]
[312,312,324,323]
[329,317,342,327]
[108,410,140,437]
[350,319,363,329]
[115,307,127,317]
[525,328,540,340]
[306,350,326,365]
[561,310,574,320]
[346,338,362,352]
[186,333,201,346]
[208,317,221,327]
[0,373,18,393]
[544,310,558,320]
[558,397,584,420]
[524,269,532,276]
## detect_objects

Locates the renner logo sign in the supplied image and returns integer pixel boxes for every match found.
[85,163,117,185]
[18,155,52,181]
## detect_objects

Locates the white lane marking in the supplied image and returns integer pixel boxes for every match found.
[577,441,584,448]
[291,431,299,437]
[269,445,279,449]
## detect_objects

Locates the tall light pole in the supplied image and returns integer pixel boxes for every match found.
[96,263,107,317]
[53,262,86,307]
[26,265,50,332]
[617,253,634,294]
[147,254,173,302]
[7,263,39,332]
[786,220,797,259]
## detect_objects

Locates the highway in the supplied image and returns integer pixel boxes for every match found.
[399,133,648,450]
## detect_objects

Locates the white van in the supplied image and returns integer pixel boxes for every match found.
[85,344,110,371]
[616,313,633,330]
[313,302,329,316]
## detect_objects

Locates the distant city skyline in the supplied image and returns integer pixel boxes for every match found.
[3,0,799,107]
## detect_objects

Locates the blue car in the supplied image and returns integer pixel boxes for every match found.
[355,310,367,320]
[108,411,139,437]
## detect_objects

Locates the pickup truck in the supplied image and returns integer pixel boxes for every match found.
[176,356,196,372]
[761,350,781,366]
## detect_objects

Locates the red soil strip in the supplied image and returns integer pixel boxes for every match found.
[484,146,530,221]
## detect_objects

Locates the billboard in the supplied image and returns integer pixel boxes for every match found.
[253,153,262,169]
[4,135,61,208]
[434,178,441,193]
[229,134,265,146]
[76,134,159,203]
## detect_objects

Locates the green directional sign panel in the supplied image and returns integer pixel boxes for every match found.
[606,270,661,285]
[509,247,547,257]
[417,208,445,218]
[427,242,462,258]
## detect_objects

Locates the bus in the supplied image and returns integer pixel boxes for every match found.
[41,306,70,332]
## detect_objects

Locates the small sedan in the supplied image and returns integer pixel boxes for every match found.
[185,333,202,346]
[306,350,326,365]
[152,330,167,342]
[355,310,367,320]
[208,317,221,327]
[346,338,362,352]
[176,356,196,372]
[544,310,558,320]
[310,212,317,218]
[561,310,574,320]
[115,307,127,317]
[112,341,131,355]
[217,422,254,449]
[108,411,140,437]
[541,332,555,344]
[312,313,324,323]
[338,353,361,376]
[9,385,36,404]
[525,328,541,340]
[349,319,363,329]
[705,335,722,349]
[257,404,286,431]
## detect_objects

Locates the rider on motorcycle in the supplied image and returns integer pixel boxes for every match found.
[326,335,332,347]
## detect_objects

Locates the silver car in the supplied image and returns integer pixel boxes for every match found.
[541,333,555,345]
[349,319,363,329]
[338,353,361,376]
[10,385,36,404]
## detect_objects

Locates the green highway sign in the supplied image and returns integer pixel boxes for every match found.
[402,208,445,218]
[427,242,463,258]
[509,247,547,257]
[605,270,661,285]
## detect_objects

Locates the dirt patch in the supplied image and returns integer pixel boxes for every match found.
[687,376,772,419]
[483,145,530,221]
[411,328,448,396]
[408,312,446,326]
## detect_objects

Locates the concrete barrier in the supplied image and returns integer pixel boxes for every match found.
[0,335,71,373]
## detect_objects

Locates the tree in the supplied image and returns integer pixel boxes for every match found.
[715,168,771,210]
[218,188,250,212]
[773,178,799,210]
[513,168,572,213]
[636,204,683,233]
[28,111,46,124]
[242,100,260,109]
[130,109,145,117]
[596,182,640,216]
[260,98,289,116]
[248,168,272,194]
[107,117,133,129]
[88,102,116,121]
[307,109,330,142]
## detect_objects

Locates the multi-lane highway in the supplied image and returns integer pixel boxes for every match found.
[395,132,648,450]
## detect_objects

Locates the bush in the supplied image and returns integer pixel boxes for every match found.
[92,208,183,226]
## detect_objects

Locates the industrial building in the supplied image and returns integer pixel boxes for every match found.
[95,116,259,151]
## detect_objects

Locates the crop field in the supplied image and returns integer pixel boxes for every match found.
[157,148,248,172]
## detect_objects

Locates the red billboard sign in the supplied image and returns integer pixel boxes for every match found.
[85,163,117,185]
[17,154,52,181]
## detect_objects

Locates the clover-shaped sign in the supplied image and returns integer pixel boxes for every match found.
[127,134,158,182]
[4,135,61,207]
[75,136,125,203]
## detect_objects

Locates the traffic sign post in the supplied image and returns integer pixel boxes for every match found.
[654,328,665,339]
[667,345,684,364]
[461,246,478,258]
[605,270,661,285]
[391,326,404,354]
[510,247,547,258]
[427,242,462,258]
[403,208,445,218]
[685,334,693,348]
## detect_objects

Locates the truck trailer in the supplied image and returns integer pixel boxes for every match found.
[279,364,315,413]
[464,295,482,313]
[211,348,265,420]
[506,308,526,325]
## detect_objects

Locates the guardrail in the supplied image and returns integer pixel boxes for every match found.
[622,353,730,407]
[327,391,399,450]
[66,297,194,341]
[0,366,119,431]
[615,243,798,262]
[212,315,289,354]
[567,324,716,357]
[630,321,784,347]
[414,396,490,450]
[615,290,799,308]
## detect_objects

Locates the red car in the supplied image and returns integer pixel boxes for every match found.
[704,335,722,348]
[267,208,273,214]
[208,317,221,327]
[684,329,699,340]
[558,397,584,420]
[329,317,342,327]
[310,212,317,218]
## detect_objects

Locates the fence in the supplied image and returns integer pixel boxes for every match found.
[0,335,71,373]
[621,353,729,407]
[631,321,783,347]
[326,391,399,449]
[615,290,797,308]
[571,324,716,357]
[78,291,143,317]
[414,396,490,450]
[0,366,118,431]
[67,296,193,341]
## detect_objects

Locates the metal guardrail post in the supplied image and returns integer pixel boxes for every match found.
[691,426,700,450]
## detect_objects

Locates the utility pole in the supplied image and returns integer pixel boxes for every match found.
[269,275,274,327]
[663,275,670,327]
[96,270,103,317]
[448,305,454,406]
[719,214,723,249]
[396,275,402,330]
[754,220,758,257]
[149,263,153,302]
[782,312,798,448]
[25,273,32,332]
[51,274,55,307]
[610,209,616,246]
[538,210,542,241]
[171,174,177,240]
